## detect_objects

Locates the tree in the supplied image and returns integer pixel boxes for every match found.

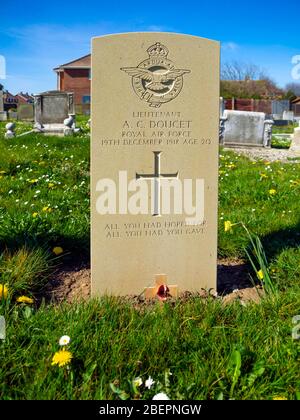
[221,61,267,81]
[285,83,300,97]
[220,61,284,99]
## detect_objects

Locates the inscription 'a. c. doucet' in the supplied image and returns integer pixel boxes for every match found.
[121,42,191,108]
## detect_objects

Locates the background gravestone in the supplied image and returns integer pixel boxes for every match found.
[34,90,74,132]
[91,33,220,297]
[222,110,273,147]
[0,89,7,121]
[18,104,34,121]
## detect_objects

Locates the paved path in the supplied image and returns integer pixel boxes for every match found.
[224,147,300,163]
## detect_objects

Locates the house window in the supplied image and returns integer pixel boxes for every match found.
[82,95,91,104]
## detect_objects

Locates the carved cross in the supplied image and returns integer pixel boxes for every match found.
[136,151,178,216]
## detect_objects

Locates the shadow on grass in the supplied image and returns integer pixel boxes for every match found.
[260,220,300,261]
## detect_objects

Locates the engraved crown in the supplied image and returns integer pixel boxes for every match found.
[147,43,169,58]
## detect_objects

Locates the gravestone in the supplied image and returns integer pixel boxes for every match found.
[18,104,34,121]
[0,89,7,121]
[34,90,74,134]
[91,33,220,297]
[219,97,224,117]
[290,122,300,154]
[221,110,273,147]
[8,109,18,120]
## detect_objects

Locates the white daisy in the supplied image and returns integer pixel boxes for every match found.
[145,376,155,389]
[59,335,71,346]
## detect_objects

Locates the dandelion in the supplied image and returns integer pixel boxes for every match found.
[48,183,55,188]
[257,269,264,280]
[224,220,233,233]
[273,396,287,400]
[59,335,71,346]
[53,246,63,255]
[29,179,38,184]
[260,173,268,179]
[16,296,34,304]
[133,377,143,387]
[145,376,155,390]
[0,284,8,299]
[268,189,277,196]
[51,349,72,368]
[32,212,38,218]
[152,392,170,400]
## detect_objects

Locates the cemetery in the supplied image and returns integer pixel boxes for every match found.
[0,27,299,402]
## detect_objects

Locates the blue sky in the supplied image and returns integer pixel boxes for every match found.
[1,0,299,94]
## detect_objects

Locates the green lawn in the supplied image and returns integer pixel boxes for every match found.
[0,122,299,400]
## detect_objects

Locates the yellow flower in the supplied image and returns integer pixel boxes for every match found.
[48,183,55,188]
[264,161,271,165]
[51,349,72,368]
[269,189,277,196]
[273,396,287,400]
[257,269,264,280]
[260,173,268,179]
[32,212,38,218]
[0,284,8,299]
[53,246,63,255]
[29,179,38,184]
[0,170,6,174]
[224,220,233,233]
[16,296,34,304]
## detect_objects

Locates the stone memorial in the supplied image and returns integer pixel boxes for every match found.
[91,33,220,297]
[290,122,300,154]
[34,90,75,135]
[18,104,34,121]
[221,110,273,148]
[0,89,7,121]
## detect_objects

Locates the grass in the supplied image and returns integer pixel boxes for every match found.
[0,119,299,400]
[272,123,297,134]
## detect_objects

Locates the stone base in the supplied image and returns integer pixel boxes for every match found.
[0,111,7,121]
[223,142,268,148]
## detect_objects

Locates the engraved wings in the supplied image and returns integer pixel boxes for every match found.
[121,67,190,84]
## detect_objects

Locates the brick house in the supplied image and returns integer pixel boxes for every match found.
[53,54,91,114]
[15,92,34,105]
[3,91,18,111]
[291,97,300,117]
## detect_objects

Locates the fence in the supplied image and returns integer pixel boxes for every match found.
[224,98,291,115]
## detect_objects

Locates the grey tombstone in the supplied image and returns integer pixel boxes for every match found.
[0,90,7,121]
[18,104,34,121]
[221,110,273,148]
[34,90,75,135]
[219,97,224,117]
[8,109,18,120]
